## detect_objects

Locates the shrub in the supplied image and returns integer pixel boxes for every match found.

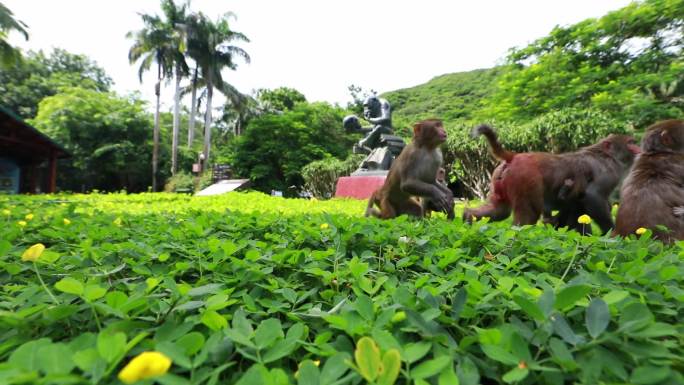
[163,172,195,193]
[302,154,365,198]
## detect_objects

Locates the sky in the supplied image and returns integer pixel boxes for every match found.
[5,0,634,111]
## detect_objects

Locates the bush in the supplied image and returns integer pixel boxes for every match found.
[302,154,365,198]
[164,172,195,193]
[444,109,629,199]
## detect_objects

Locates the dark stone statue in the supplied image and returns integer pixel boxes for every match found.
[344,96,405,173]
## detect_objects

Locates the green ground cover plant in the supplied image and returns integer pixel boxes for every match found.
[0,192,682,384]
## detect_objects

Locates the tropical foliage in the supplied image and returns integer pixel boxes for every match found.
[231,103,357,194]
[0,1,27,67]
[0,192,682,384]
[29,87,153,192]
[0,48,112,119]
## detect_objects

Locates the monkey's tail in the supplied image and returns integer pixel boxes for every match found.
[471,124,515,162]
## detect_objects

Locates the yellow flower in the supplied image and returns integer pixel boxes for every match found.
[577,214,592,225]
[113,217,123,226]
[25,213,34,221]
[320,223,329,230]
[21,243,45,262]
[17,220,27,227]
[313,360,320,367]
[118,351,172,384]
[63,218,71,225]
[635,227,647,235]
[2,209,10,216]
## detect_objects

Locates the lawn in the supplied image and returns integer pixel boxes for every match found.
[0,192,682,385]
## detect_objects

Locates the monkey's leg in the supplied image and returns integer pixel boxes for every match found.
[582,192,613,234]
[463,201,511,223]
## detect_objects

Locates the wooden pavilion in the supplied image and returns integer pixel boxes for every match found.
[0,105,70,194]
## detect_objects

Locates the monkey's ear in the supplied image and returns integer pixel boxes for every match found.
[413,123,422,137]
[601,140,612,151]
[661,130,673,147]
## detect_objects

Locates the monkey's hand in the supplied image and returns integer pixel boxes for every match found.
[430,187,452,213]
[674,206,684,217]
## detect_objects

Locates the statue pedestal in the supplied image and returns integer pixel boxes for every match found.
[334,171,388,199]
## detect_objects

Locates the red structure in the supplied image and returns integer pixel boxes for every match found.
[334,175,387,199]
[0,105,70,194]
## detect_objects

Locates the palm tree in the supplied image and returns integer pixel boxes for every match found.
[0,2,28,68]
[159,0,189,176]
[127,13,174,192]
[186,12,250,165]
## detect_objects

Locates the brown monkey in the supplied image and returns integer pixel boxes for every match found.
[421,167,455,218]
[366,119,454,219]
[615,119,684,243]
[463,124,639,233]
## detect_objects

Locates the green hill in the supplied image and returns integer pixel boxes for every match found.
[381,67,502,132]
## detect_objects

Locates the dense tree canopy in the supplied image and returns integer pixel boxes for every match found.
[485,0,683,126]
[231,102,356,194]
[30,87,152,192]
[0,48,112,119]
[256,87,306,112]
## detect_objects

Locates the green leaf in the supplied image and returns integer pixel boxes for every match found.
[320,353,350,384]
[451,287,467,320]
[254,318,284,349]
[619,302,654,332]
[403,341,432,363]
[96,331,126,364]
[554,285,591,310]
[548,338,576,370]
[513,295,545,321]
[54,277,84,296]
[262,339,297,364]
[456,357,480,385]
[297,360,320,385]
[378,349,401,385]
[502,367,529,383]
[36,343,75,375]
[157,341,192,369]
[630,365,671,385]
[355,295,374,321]
[585,298,610,338]
[202,310,228,331]
[8,338,52,372]
[72,348,101,372]
[176,332,206,356]
[438,364,460,385]
[411,355,451,380]
[550,313,583,346]
[354,337,381,382]
[83,284,107,302]
[603,290,629,305]
[480,345,518,365]
[188,283,223,296]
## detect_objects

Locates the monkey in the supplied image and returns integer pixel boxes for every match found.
[463,124,640,233]
[366,119,454,219]
[421,167,456,219]
[614,119,684,243]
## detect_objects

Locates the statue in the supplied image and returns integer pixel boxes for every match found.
[343,95,405,173]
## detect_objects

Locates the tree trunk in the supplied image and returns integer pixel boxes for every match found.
[188,66,198,147]
[172,62,181,176]
[152,65,161,192]
[203,72,213,167]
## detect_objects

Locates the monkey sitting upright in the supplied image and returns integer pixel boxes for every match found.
[366,119,454,219]
[615,119,684,243]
